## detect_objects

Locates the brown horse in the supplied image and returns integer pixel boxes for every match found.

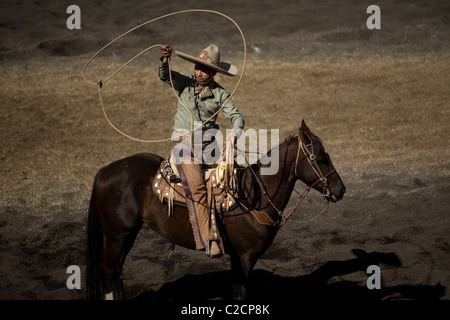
[86,120,345,300]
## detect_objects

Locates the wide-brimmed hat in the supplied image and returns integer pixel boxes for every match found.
[175,44,237,76]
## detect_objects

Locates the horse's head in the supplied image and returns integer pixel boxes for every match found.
[295,120,345,202]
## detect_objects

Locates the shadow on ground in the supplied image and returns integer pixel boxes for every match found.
[133,249,445,300]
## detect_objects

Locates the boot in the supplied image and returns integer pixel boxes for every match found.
[209,240,223,258]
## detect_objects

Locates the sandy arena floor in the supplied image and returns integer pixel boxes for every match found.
[1,0,449,307]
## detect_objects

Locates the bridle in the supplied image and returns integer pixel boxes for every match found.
[279,134,337,227]
[296,134,337,197]
[233,133,338,228]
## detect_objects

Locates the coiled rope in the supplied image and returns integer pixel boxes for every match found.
[82,9,247,143]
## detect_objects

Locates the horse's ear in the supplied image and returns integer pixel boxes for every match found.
[299,120,309,144]
[300,119,310,133]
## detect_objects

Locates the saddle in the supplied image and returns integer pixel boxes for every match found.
[152,156,239,215]
[152,157,280,227]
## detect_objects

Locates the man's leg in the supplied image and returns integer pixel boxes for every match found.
[179,161,208,246]
[172,143,221,255]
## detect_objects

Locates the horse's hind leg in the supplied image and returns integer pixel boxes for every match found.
[101,237,122,300]
[115,222,143,299]
[101,222,143,300]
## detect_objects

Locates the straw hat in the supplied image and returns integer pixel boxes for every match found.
[175,44,237,76]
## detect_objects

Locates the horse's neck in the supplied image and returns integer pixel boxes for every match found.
[254,139,299,214]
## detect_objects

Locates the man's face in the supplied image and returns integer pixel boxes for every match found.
[194,63,216,85]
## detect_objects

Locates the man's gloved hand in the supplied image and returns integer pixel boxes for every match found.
[160,45,172,63]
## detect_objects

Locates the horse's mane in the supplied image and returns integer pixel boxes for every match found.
[259,130,322,166]
[282,134,300,145]
[263,134,299,159]
[241,130,323,169]
[237,133,300,210]
[283,130,322,146]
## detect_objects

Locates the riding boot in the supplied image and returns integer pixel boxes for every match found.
[209,240,222,257]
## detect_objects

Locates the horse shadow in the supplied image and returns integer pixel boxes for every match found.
[133,249,446,300]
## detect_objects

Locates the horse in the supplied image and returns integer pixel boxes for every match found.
[85,120,346,300]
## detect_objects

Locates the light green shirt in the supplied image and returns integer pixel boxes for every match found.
[158,61,245,135]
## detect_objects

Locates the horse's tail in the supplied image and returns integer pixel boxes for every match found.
[86,174,103,300]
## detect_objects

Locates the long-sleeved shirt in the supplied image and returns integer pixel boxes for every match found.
[158,61,245,136]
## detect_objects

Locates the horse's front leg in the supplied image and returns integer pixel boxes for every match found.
[232,282,248,300]
[230,253,255,300]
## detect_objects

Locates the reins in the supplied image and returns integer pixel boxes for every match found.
[279,167,337,227]
[280,136,337,227]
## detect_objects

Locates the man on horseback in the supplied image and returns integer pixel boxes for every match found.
[158,44,245,257]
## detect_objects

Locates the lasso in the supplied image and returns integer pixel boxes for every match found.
[82,9,247,143]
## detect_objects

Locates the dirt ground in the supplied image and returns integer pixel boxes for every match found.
[1,0,450,304]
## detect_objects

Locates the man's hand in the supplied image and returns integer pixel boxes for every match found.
[226,130,239,145]
[160,45,172,63]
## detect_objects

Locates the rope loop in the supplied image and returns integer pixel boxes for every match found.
[82,9,247,143]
